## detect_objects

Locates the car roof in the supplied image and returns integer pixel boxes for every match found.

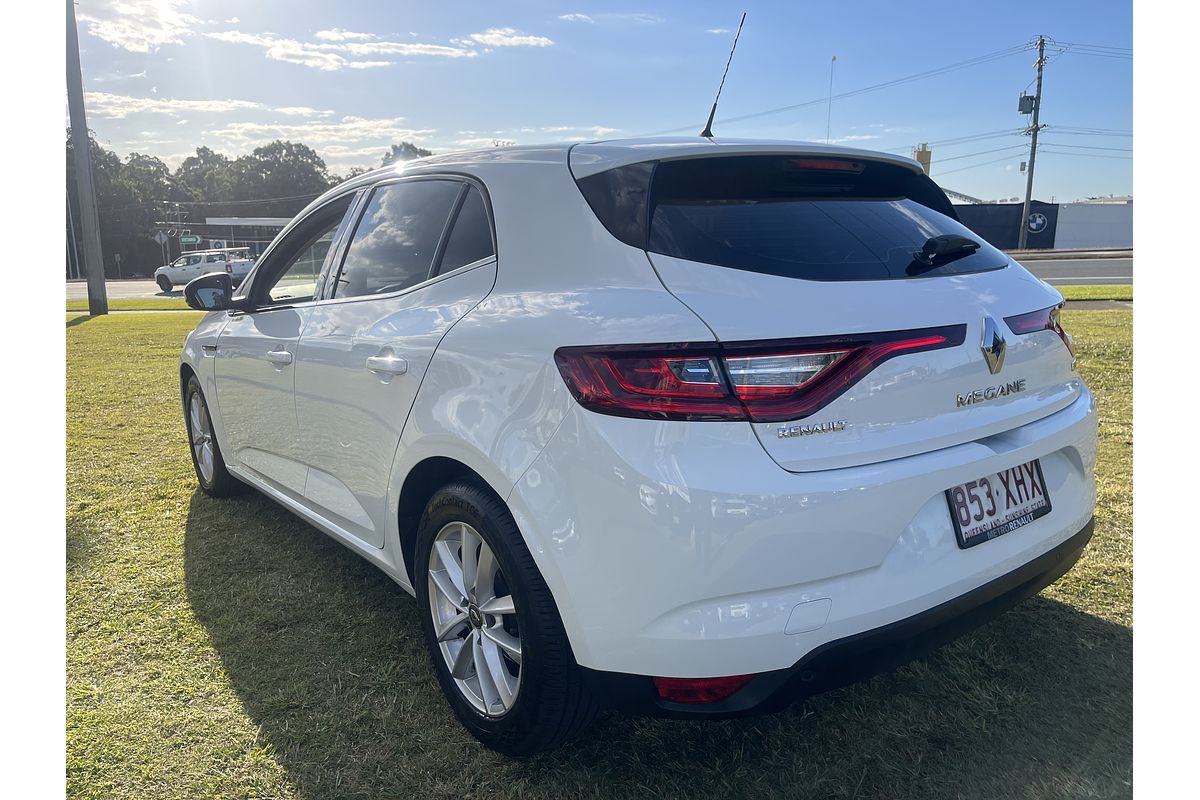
[340,136,923,184]
[299,137,926,221]
[182,248,249,255]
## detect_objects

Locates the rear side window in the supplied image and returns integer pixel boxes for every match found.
[333,179,461,298]
[438,186,494,273]
[577,155,1007,281]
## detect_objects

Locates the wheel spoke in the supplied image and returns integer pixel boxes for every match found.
[434,610,469,642]
[429,569,466,609]
[199,443,214,480]
[479,595,515,615]
[450,631,476,679]
[432,540,467,600]
[189,400,203,439]
[482,626,522,664]
[474,543,499,604]
[473,634,501,710]
[479,635,517,709]
[460,525,480,599]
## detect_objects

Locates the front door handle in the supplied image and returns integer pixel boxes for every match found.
[366,353,408,375]
[265,349,293,366]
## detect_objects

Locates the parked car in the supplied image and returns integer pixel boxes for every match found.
[155,248,254,292]
[178,138,1097,755]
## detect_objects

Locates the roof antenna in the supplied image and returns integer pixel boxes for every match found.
[699,12,747,139]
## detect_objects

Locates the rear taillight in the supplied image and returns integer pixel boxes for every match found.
[1004,303,1075,356]
[226,264,233,273]
[554,324,965,423]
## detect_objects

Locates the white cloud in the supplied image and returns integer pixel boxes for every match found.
[707,28,731,34]
[468,28,554,48]
[314,28,377,42]
[559,14,594,23]
[827,134,881,144]
[85,91,333,120]
[204,29,484,70]
[79,0,198,53]
[275,106,335,117]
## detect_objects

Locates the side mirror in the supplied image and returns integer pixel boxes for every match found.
[184,272,236,311]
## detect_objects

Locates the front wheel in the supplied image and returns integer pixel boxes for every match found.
[183,376,242,497]
[157,275,173,293]
[415,480,598,755]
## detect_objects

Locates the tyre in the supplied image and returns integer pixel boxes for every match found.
[415,480,598,755]
[157,275,173,293]
[183,376,243,497]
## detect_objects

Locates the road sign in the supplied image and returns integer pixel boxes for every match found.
[180,235,201,245]
[153,231,168,246]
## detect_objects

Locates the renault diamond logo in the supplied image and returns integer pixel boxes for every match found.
[981,316,1006,375]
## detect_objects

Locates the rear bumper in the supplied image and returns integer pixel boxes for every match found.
[582,516,1093,718]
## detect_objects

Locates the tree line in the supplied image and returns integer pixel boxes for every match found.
[65,135,431,277]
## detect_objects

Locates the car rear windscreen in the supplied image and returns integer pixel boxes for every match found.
[575,155,1008,281]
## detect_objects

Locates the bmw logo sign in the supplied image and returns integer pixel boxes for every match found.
[1027,212,1048,233]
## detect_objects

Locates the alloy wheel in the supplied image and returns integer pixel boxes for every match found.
[427,521,522,716]
[189,392,215,483]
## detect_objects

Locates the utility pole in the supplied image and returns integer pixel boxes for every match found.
[66,0,108,314]
[1017,35,1046,250]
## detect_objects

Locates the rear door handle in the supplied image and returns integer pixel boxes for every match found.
[366,353,408,375]
[265,349,293,366]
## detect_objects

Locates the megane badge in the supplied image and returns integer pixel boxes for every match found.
[981,316,1006,375]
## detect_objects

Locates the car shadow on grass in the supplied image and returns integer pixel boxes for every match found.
[184,490,1131,800]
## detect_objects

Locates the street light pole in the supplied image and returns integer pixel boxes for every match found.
[826,55,837,143]
[1017,35,1046,250]
[66,0,108,315]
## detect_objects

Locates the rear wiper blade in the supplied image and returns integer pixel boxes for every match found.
[907,234,981,275]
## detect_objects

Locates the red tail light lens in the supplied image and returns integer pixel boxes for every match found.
[653,674,755,704]
[553,347,744,421]
[554,324,965,423]
[1004,303,1074,356]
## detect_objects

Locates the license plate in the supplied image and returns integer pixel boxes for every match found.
[945,459,1052,549]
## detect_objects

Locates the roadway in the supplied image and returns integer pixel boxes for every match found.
[66,256,1133,301]
[1017,257,1133,286]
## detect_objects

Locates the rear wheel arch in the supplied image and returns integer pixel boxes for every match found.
[397,456,499,585]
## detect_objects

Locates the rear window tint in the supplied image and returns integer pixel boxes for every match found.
[577,155,1007,281]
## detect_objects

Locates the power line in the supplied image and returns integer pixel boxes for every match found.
[639,42,1031,136]
[1036,141,1133,152]
[933,153,1022,177]
[934,144,1029,163]
[1038,149,1132,160]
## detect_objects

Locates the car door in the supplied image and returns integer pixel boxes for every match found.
[294,179,497,547]
[212,193,359,496]
[169,254,199,283]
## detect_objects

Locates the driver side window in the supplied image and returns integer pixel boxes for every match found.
[250,194,354,307]
[332,179,462,299]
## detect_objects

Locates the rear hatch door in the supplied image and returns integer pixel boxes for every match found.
[576,150,1082,472]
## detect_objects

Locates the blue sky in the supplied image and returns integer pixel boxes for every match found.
[75,0,1131,201]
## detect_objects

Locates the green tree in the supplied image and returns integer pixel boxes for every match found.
[228,140,332,202]
[175,146,232,202]
[380,141,432,167]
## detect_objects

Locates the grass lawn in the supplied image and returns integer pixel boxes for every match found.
[1058,285,1133,302]
[66,311,1132,799]
[67,298,190,312]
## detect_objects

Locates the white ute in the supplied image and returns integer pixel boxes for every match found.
[154,247,254,292]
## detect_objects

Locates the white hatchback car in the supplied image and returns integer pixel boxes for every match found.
[179,138,1096,755]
